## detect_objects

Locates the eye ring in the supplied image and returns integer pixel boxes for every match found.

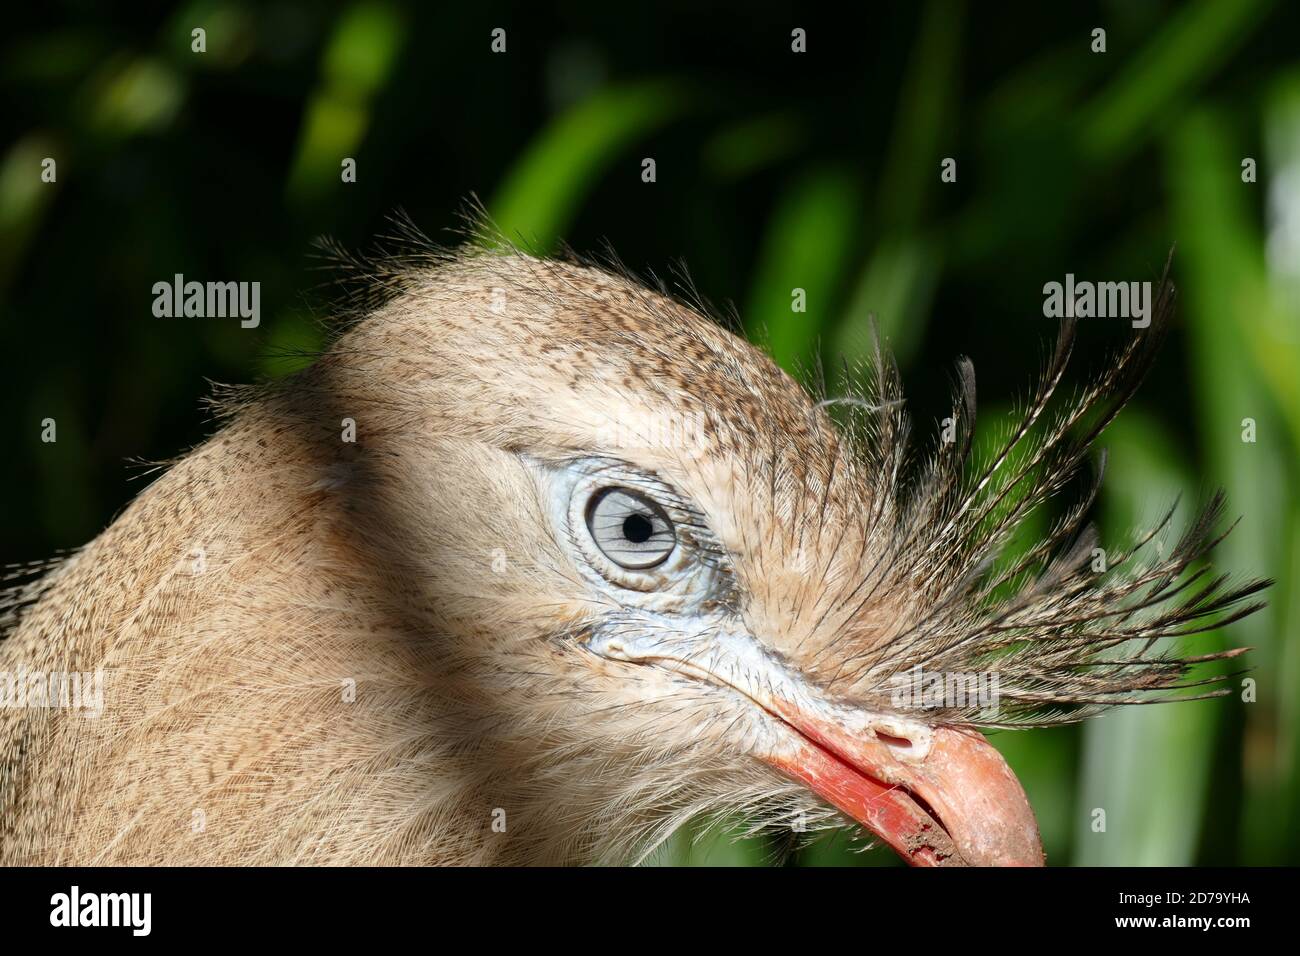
[583,487,676,570]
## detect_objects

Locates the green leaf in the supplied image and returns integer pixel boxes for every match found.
[1079,0,1273,161]
[743,166,861,374]
[1075,413,1217,865]
[488,80,688,251]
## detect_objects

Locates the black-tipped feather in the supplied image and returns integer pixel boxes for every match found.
[828,266,1268,727]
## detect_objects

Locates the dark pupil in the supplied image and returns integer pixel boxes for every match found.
[622,513,654,544]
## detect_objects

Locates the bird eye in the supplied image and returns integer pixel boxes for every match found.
[584,487,676,569]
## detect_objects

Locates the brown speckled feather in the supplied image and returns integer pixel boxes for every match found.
[0,240,1265,864]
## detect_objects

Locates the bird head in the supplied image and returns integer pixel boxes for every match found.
[291,242,1263,866]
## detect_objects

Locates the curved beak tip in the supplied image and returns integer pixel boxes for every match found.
[921,725,1045,867]
[763,709,1045,867]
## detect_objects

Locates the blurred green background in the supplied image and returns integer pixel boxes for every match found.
[2,1,1297,865]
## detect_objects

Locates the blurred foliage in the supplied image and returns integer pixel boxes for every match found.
[2,0,1297,865]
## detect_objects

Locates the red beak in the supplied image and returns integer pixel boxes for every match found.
[582,626,1043,866]
[761,700,1044,867]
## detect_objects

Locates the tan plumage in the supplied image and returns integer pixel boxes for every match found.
[0,235,1265,865]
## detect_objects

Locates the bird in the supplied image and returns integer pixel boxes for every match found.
[0,231,1268,866]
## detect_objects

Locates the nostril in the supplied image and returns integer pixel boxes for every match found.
[876,731,914,751]
[870,721,936,762]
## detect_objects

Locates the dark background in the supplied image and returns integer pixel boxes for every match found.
[2,0,1297,865]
